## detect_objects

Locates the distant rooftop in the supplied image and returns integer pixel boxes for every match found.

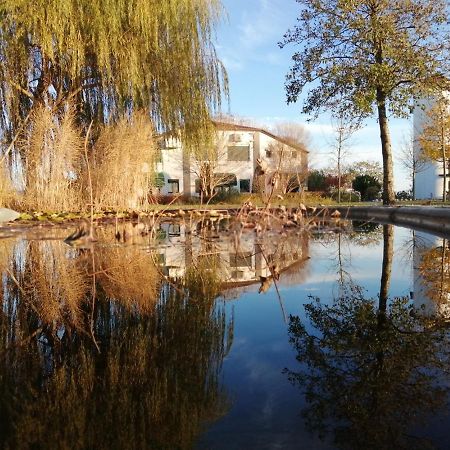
[212,120,309,153]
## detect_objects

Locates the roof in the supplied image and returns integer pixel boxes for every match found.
[212,120,309,153]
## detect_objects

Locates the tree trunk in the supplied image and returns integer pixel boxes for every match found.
[337,148,341,203]
[441,118,446,202]
[379,223,394,312]
[376,89,396,205]
[443,156,447,203]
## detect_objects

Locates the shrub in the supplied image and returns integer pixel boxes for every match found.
[352,175,381,201]
[396,190,412,200]
[330,191,361,202]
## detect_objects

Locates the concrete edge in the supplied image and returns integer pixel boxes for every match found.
[334,206,450,237]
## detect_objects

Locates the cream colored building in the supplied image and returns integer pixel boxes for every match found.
[156,121,308,197]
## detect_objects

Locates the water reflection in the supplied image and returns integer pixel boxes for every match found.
[156,221,310,289]
[414,231,450,317]
[3,219,450,449]
[285,224,450,450]
[0,220,312,449]
[0,227,237,449]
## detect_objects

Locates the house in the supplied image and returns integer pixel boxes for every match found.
[155,121,308,197]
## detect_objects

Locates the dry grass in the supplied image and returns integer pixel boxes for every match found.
[91,112,156,211]
[0,163,17,207]
[20,105,84,211]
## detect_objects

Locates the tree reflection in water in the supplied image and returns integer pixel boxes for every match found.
[0,241,233,450]
[417,235,450,317]
[285,225,450,450]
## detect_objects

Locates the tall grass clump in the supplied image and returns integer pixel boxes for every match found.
[0,163,17,207]
[21,105,84,211]
[91,112,156,211]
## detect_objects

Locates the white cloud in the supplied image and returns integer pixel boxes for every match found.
[218,0,296,72]
[239,0,286,50]
[220,55,244,71]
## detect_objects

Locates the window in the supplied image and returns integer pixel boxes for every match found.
[239,179,251,192]
[168,223,181,236]
[231,270,245,279]
[228,145,250,161]
[154,253,166,265]
[168,179,179,194]
[195,179,201,194]
[291,151,297,159]
[215,173,237,187]
[230,252,253,268]
[154,172,165,188]
[265,149,272,158]
[198,253,220,267]
[228,133,242,143]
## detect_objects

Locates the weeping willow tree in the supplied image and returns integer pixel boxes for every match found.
[0,0,227,149]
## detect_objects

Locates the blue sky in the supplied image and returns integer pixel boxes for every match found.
[215,0,411,191]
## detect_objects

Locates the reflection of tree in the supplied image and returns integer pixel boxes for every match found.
[312,222,383,297]
[348,221,383,247]
[419,238,450,314]
[0,242,233,449]
[285,225,450,450]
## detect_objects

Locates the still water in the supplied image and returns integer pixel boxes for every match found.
[0,219,449,450]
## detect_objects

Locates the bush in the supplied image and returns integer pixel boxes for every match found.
[352,175,381,201]
[210,188,241,204]
[365,185,381,201]
[307,170,326,191]
[330,191,361,202]
[396,190,412,200]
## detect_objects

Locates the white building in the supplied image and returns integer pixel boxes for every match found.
[413,94,449,200]
[155,121,308,197]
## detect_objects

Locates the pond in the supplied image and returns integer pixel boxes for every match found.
[0,218,449,450]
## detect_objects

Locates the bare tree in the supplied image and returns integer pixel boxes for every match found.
[397,129,427,199]
[269,122,309,195]
[271,122,311,150]
[328,111,361,203]
[190,132,244,203]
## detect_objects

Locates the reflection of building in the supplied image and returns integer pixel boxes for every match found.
[153,221,310,290]
[413,230,450,317]
[156,121,308,196]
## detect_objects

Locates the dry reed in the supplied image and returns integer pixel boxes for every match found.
[91,112,156,211]
[20,105,84,211]
[0,163,17,207]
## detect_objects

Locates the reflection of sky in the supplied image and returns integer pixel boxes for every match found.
[198,226,447,449]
